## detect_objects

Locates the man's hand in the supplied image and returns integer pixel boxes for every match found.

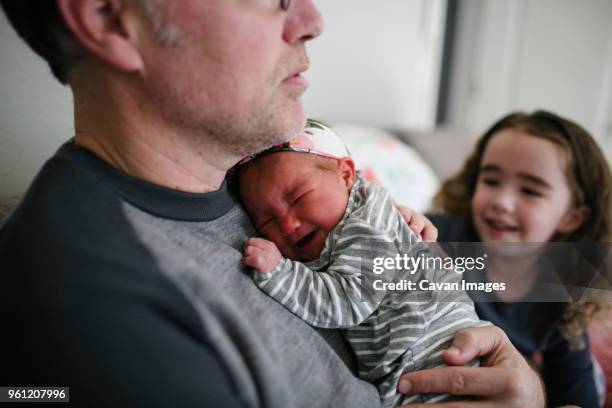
[396,206,438,242]
[243,237,282,274]
[397,326,545,408]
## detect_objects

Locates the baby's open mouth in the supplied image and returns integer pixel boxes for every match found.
[296,230,317,248]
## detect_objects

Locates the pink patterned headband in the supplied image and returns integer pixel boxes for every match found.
[236,120,351,167]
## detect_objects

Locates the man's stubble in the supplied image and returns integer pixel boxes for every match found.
[141,26,305,159]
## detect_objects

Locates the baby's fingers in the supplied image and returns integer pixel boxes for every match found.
[243,244,263,258]
[244,254,277,274]
[245,237,274,250]
[243,253,260,267]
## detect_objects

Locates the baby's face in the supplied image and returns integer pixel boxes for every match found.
[239,152,355,261]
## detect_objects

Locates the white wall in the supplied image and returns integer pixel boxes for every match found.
[302,0,446,129]
[2,1,610,198]
[0,11,73,197]
[447,0,612,153]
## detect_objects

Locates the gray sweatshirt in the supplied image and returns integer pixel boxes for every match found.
[0,142,381,408]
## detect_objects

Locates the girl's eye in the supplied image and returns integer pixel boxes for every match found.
[521,187,542,197]
[481,178,499,187]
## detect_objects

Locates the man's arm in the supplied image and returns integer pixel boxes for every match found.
[1,216,245,408]
[2,260,246,408]
[397,325,546,408]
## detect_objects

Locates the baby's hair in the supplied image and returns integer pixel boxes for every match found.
[235,151,339,184]
[432,110,612,346]
[233,152,343,212]
[311,154,341,173]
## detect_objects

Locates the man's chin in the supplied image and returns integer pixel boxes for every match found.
[280,105,307,142]
[230,102,306,157]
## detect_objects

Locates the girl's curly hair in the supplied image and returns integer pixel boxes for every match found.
[433,110,612,349]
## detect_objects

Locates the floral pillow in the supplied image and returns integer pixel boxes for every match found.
[332,124,440,212]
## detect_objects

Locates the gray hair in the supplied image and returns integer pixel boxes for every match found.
[0,0,180,84]
[138,0,181,46]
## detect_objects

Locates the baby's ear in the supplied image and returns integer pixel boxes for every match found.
[557,205,590,235]
[337,157,356,190]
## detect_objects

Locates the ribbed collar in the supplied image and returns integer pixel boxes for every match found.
[58,141,236,221]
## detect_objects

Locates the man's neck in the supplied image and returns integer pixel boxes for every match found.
[71,73,238,194]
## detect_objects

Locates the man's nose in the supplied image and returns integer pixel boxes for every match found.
[280,214,301,236]
[283,0,324,44]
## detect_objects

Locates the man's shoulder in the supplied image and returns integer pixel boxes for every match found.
[1,144,132,256]
[0,144,208,363]
[0,142,181,305]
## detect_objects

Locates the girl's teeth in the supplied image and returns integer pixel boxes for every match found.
[489,220,516,230]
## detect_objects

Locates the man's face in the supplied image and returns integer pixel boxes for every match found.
[139,0,323,158]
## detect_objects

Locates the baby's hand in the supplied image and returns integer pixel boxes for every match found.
[243,237,282,274]
[396,206,438,242]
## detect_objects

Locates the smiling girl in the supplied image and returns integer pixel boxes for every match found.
[429,110,612,407]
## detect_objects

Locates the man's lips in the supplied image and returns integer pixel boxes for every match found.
[283,74,309,88]
[286,62,309,79]
[282,63,310,87]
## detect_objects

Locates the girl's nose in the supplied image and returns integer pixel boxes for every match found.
[490,188,515,213]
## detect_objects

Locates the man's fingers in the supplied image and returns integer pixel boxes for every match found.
[421,222,438,242]
[395,206,440,242]
[396,205,413,224]
[442,326,508,366]
[409,215,425,234]
[399,399,496,408]
[398,327,544,407]
[398,366,506,397]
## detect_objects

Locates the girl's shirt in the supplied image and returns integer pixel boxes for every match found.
[428,213,599,408]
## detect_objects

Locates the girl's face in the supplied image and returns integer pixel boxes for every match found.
[471,128,584,243]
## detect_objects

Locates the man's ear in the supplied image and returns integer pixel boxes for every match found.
[57,0,144,74]
[557,205,590,235]
[337,157,356,191]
